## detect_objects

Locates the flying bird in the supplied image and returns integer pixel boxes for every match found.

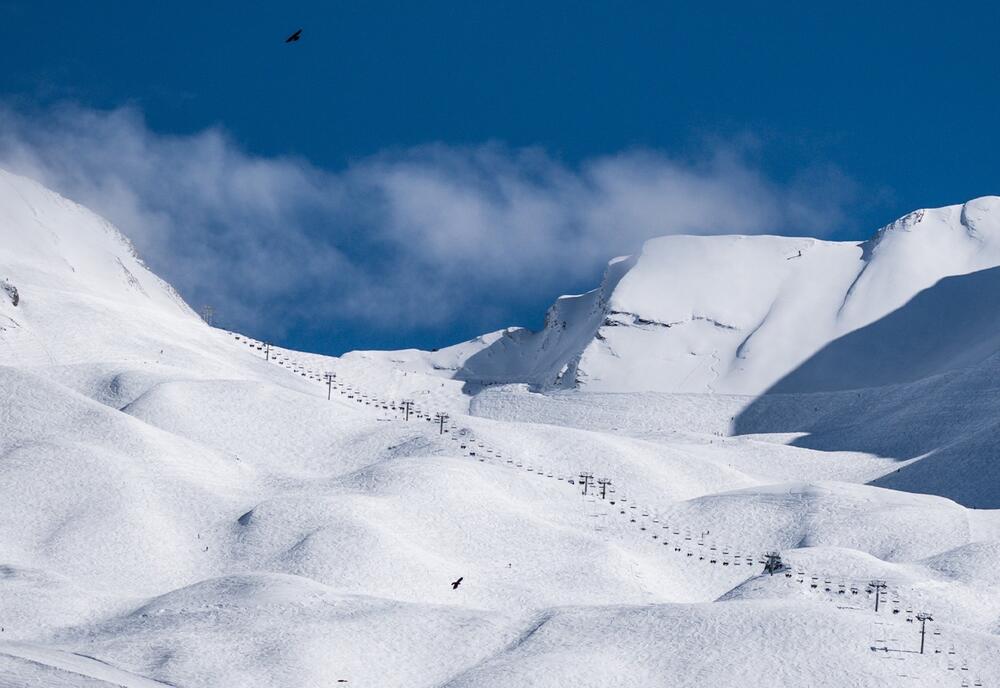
[451,577,463,590]
[285,28,302,43]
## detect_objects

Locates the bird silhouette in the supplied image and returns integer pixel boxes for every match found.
[451,577,463,590]
[285,29,302,43]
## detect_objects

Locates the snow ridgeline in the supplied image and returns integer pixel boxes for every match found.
[231,332,991,685]
[359,196,1000,396]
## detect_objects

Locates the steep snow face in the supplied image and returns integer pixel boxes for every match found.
[389,196,1000,394]
[598,197,1000,393]
[0,169,196,366]
[347,254,637,390]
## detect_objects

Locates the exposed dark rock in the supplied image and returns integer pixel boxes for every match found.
[1,279,18,307]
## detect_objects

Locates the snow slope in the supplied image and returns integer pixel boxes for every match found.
[3,168,1000,687]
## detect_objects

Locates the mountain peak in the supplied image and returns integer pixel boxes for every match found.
[378,198,1000,395]
[0,168,198,366]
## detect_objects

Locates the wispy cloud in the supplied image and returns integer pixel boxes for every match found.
[0,103,857,348]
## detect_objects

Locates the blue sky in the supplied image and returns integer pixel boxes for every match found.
[1,1,998,353]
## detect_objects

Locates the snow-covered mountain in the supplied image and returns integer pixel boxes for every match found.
[0,169,203,366]
[3,167,1000,687]
[372,196,1000,395]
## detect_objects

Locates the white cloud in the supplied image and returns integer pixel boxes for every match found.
[0,103,857,347]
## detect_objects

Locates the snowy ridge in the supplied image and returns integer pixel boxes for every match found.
[377,196,1000,396]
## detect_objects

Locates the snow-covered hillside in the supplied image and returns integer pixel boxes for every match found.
[368,196,1000,395]
[3,168,1000,687]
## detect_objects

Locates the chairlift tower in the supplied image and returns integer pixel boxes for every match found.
[762,552,785,575]
[597,478,612,499]
[869,580,888,612]
[434,413,449,435]
[578,472,595,496]
[916,612,933,654]
[324,372,336,400]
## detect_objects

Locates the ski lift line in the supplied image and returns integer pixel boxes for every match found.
[230,332,983,679]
